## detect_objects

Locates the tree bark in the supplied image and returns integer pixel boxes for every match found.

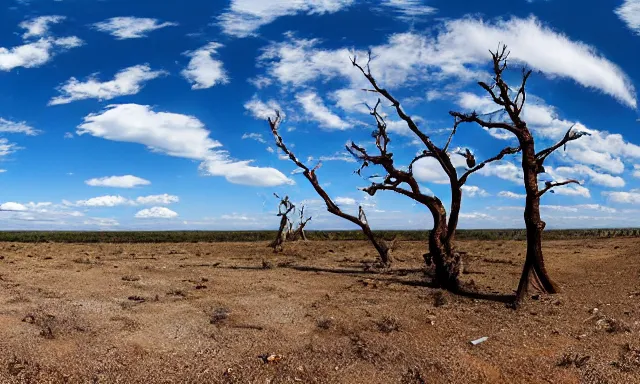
[425,199,461,291]
[514,134,559,304]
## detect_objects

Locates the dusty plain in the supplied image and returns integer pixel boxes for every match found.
[0,238,639,383]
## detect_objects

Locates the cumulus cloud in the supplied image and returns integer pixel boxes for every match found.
[461,185,490,197]
[335,197,357,205]
[615,0,640,36]
[92,17,178,39]
[135,206,178,219]
[50,65,167,105]
[553,164,626,188]
[0,36,83,72]
[68,194,178,207]
[217,0,355,38]
[85,175,151,188]
[244,96,283,120]
[603,190,640,205]
[458,91,640,186]
[181,42,228,90]
[73,195,131,207]
[20,15,65,39]
[477,161,523,183]
[134,194,179,205]
[76,104,292,187]
[296,92,349,130]
[0,202,28,211]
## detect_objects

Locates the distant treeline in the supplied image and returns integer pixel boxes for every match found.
[0,228,638,243]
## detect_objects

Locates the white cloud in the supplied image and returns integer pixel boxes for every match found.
[413,157,449,184]
[135,207,178,219]
[0,202,28,211]
[458,91,640,178]
[498,191,525,199]
[460,212,492,220]
[603,190,640,205]
[50,65,167,105]
[477,161,523,183]
[260,16,635,108]
[461,185,489,197]
[634,164,640,178]
[335,197,357,205]
[68,194,179,207]
[615,0,640,36]
[0,118,39,135]
[553,164,625,188]
[20,15,65,39]
[92,17,178,39]
[552,184,591,198]
[85,175,151,188]
[217,0,355,38]
[0,138,19,158]
[241,133,267,143]
[78,104,221,160]
[244,96,283,120]
[74,195,131,207]
[296,92,349,130]
[181,42,229,90]
[318,151,357,163]
[83,218,119,227]
[135,194,179,205]
[0,37,83,71]
[379,0,437,21]
[78,105,295,187]
[435,16,636,108]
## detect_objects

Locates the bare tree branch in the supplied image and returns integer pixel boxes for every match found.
[458,146,521,185]
[268,110,392,265]
[537,180,580,197]
[535,126,591,164]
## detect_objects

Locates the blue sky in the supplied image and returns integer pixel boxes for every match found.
[1,0,640,230]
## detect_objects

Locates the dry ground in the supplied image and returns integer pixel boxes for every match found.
[0,238,639,383]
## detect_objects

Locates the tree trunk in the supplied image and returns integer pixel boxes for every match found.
[514,135,559,304]
[269,215,289,252]
[425,201,461,291]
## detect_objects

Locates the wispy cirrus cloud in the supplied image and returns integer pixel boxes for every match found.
[92,17,178,39]
[217,0,355,38]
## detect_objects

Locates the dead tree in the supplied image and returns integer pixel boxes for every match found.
[268,111,393,266]
[268,194,312,252]
[288,206,311,241]
[347,54,520,291]
[269,194,296,252]
[449,44,589,304]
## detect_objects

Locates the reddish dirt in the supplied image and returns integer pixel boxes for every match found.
[0,238,639,383]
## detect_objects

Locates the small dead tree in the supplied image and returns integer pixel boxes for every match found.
[345,54,521,291]
[269,194,312,252]
[269,194,296,252]
[449,44,589,304]
[288,205,311,241]
[268,111,393,266]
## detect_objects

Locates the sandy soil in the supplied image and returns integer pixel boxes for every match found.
[0,238,639,383]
